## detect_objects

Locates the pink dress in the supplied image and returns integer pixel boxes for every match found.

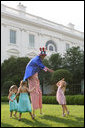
[28,73,42,110]
[56,86,66,105]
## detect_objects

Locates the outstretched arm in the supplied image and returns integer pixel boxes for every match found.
[47,68,54,73]
[36,57,54,73]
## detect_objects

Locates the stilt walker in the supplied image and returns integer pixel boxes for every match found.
[23,47,54,117]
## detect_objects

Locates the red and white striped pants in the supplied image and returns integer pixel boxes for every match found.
[28,73,42,110]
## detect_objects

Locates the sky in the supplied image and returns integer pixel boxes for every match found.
[1,1,84,32]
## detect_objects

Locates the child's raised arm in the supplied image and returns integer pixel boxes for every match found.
[14,87,20,100]
[56,81,61,87]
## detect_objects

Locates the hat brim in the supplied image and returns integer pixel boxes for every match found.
[39,54,47,56]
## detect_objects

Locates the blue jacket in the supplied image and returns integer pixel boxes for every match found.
[23,56,46,81]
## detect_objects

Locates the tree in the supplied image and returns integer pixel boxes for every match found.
[1,57,30,95]
[1,81,15,96]
[62,46,84,84]
[49,53,62,70]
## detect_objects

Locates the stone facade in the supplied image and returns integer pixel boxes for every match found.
[1,3,84,63]
[1,3,84,95]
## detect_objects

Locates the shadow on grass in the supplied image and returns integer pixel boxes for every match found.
[40,115,84,127]
[1,122,14,127]
[13,117,51,127]
[20,118,51,127]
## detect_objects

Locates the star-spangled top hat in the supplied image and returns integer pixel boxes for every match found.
[39,47,47,56]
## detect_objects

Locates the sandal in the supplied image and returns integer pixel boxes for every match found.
[67,111,69,115]
[62,113,66,117]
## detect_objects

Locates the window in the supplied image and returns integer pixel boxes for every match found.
[45,40,57,52]
[49,45,53,51]
[29,34,35,48]
[66,43,70,50]
[10,30,16,44]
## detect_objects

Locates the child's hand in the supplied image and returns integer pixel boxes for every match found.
[14,97,16,100]
[61,78,65,81]
[56,82,60,87]
[31,87,36,92]
[11,99,13,102]
[29,87,36,93]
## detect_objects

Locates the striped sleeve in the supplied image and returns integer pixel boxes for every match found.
[43,67,48,72]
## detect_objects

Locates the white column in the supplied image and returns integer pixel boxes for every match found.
[19,29,28,57]
[1,24,8,63]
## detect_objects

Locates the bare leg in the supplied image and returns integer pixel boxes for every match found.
[10,111,13,118]
[62,105,65,117]
[19,113,22,121]
[64,105,69,115]
[29,112,34,119]
[14,111,17,118]
[64,105,68,111]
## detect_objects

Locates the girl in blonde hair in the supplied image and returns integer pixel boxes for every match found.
[56,78,69,117]
[8,85,18,118]
[14,80,35,121]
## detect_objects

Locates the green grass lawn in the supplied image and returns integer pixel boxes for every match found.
[1,102,84,127]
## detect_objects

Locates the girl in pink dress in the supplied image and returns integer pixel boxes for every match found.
[56,78,69,117]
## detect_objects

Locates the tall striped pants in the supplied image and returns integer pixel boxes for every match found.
[28,73,42,110]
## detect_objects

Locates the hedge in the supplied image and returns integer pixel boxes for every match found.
[42,95,84,105]
[1,95,84,105]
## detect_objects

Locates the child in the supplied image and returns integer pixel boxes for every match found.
[14,80,35,121]
[8,85,18,118]
[56,78,69,117]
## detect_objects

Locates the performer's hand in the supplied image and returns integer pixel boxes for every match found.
[47,68,54,73]
[50,69,54,73]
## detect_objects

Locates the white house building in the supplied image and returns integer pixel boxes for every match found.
[1,3,84,63]
[1,3,84,95]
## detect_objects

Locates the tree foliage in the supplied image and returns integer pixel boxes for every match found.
[62,46,84,83]
[1,57,30,88]
[51,69,73,84]
[1,46,84,95]
[49,53,62,70]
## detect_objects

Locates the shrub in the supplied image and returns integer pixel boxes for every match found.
[51,69,73,84]
[1,95,84,105]
[42,95,84,105]
[1,96,9,102]
[42,96,57,104]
